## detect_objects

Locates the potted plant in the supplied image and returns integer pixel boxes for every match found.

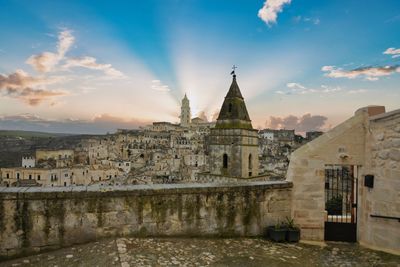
[326,195,343,215]
[267,221,287,242]
[285,217,300,242]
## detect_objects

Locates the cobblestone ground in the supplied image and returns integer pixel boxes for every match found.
[1,238,399,267]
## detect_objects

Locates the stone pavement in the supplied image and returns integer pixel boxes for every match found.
[0,238,399,267]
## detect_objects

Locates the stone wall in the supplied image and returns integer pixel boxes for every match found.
[209,128,259,178]
[286,108,369,241]
[287,106,400,255]
[359,109,400,255]
[0,181,292,259]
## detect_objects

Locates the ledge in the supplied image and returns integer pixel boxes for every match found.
[0,181,292,200]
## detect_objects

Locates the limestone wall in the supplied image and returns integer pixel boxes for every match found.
[359,109,400,254]
[287,109,368,241]
[0,181,292,259]
[287,106,400,255]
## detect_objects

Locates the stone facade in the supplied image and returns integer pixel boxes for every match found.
[359,109,400,255]
[0,181,292,259]
[206,74,259,180]
[180,94,191,127]
[208,128,259,178]
[287,106,400,255]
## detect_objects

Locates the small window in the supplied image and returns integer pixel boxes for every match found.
[64,182,67,186]
[38,175,41,180]
[248,154,253,170]
[228,103,233,112]
[29,174,32,180]
[223,154,228,169]
[17,173,20,179]
[6,173,9,178]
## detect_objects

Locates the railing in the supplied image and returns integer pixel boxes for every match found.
[370,214,400,222]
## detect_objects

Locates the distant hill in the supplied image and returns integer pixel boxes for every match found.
[0,130,91,168]
[0,130,72,138]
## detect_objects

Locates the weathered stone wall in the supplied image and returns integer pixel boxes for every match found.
[359,109,400,255]
[287,106,400,255]
[209,128,259,178]
[0,181,292,259]
[287,108,369,241]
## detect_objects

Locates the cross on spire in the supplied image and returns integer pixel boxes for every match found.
[230,65,237,76]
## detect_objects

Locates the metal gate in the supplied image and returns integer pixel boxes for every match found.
[324,165,358,242]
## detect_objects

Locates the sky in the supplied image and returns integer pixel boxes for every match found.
[0,0,399,134]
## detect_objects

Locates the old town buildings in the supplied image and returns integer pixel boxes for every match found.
[0,77,315,187]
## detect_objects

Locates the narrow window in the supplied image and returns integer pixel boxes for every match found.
[249,154,253,170]
[38,175,41,180]
[6,173,9,178]
[228,103,232,112]
[17,173,20,179]
[29,174,32,180]
[223,154,228,169]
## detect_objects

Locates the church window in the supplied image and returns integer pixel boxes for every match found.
[228,103,232,112]
[249,154,253,170]
[223,154,228,169]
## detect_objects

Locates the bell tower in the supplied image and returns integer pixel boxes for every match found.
[208,70,259,178]
[180,93,191,127]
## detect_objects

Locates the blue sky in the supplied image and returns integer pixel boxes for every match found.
[0,0,399,134]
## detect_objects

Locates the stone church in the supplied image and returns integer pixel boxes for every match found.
[198,73,260,181]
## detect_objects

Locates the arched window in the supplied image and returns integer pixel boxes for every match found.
[248,154,253,170]
[223,154,228,169]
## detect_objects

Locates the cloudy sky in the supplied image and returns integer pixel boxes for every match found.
[0,0,399,134]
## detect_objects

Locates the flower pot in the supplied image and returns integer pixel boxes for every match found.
[286,228,300,242]
[268,226,287,242]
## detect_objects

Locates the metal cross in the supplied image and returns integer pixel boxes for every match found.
[231,65,237,75]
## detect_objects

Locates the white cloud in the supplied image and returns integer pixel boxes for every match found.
[347,89,367,94]
[286,82,306,90]
[63,56,125,78]
[258,0,291,26]
[278,82,341,95]
[26,29,74,73]
[383,47,400,58]
[151,79,170,92]
[322,65,400,81]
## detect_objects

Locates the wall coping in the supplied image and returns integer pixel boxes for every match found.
[0,181,292,199]
[369,108,400,121]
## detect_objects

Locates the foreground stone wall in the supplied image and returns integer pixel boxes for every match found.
[0,181,292,259]
[287,106,400,255]
[359,109,400,255]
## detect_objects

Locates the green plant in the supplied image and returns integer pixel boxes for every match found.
[326,195,343,215]
[274,221,285,230]
[285,217,299,230]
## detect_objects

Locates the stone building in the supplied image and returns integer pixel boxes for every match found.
[180,93,191,127]
[22,156,35,168]
[287,105,400,255]
[206,74,259,179]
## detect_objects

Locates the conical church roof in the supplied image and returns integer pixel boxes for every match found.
[215,75,253,129]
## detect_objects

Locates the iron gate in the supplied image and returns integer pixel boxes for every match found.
[324,165,358,242]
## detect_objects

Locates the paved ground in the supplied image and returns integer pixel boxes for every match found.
[1,238,399,267]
